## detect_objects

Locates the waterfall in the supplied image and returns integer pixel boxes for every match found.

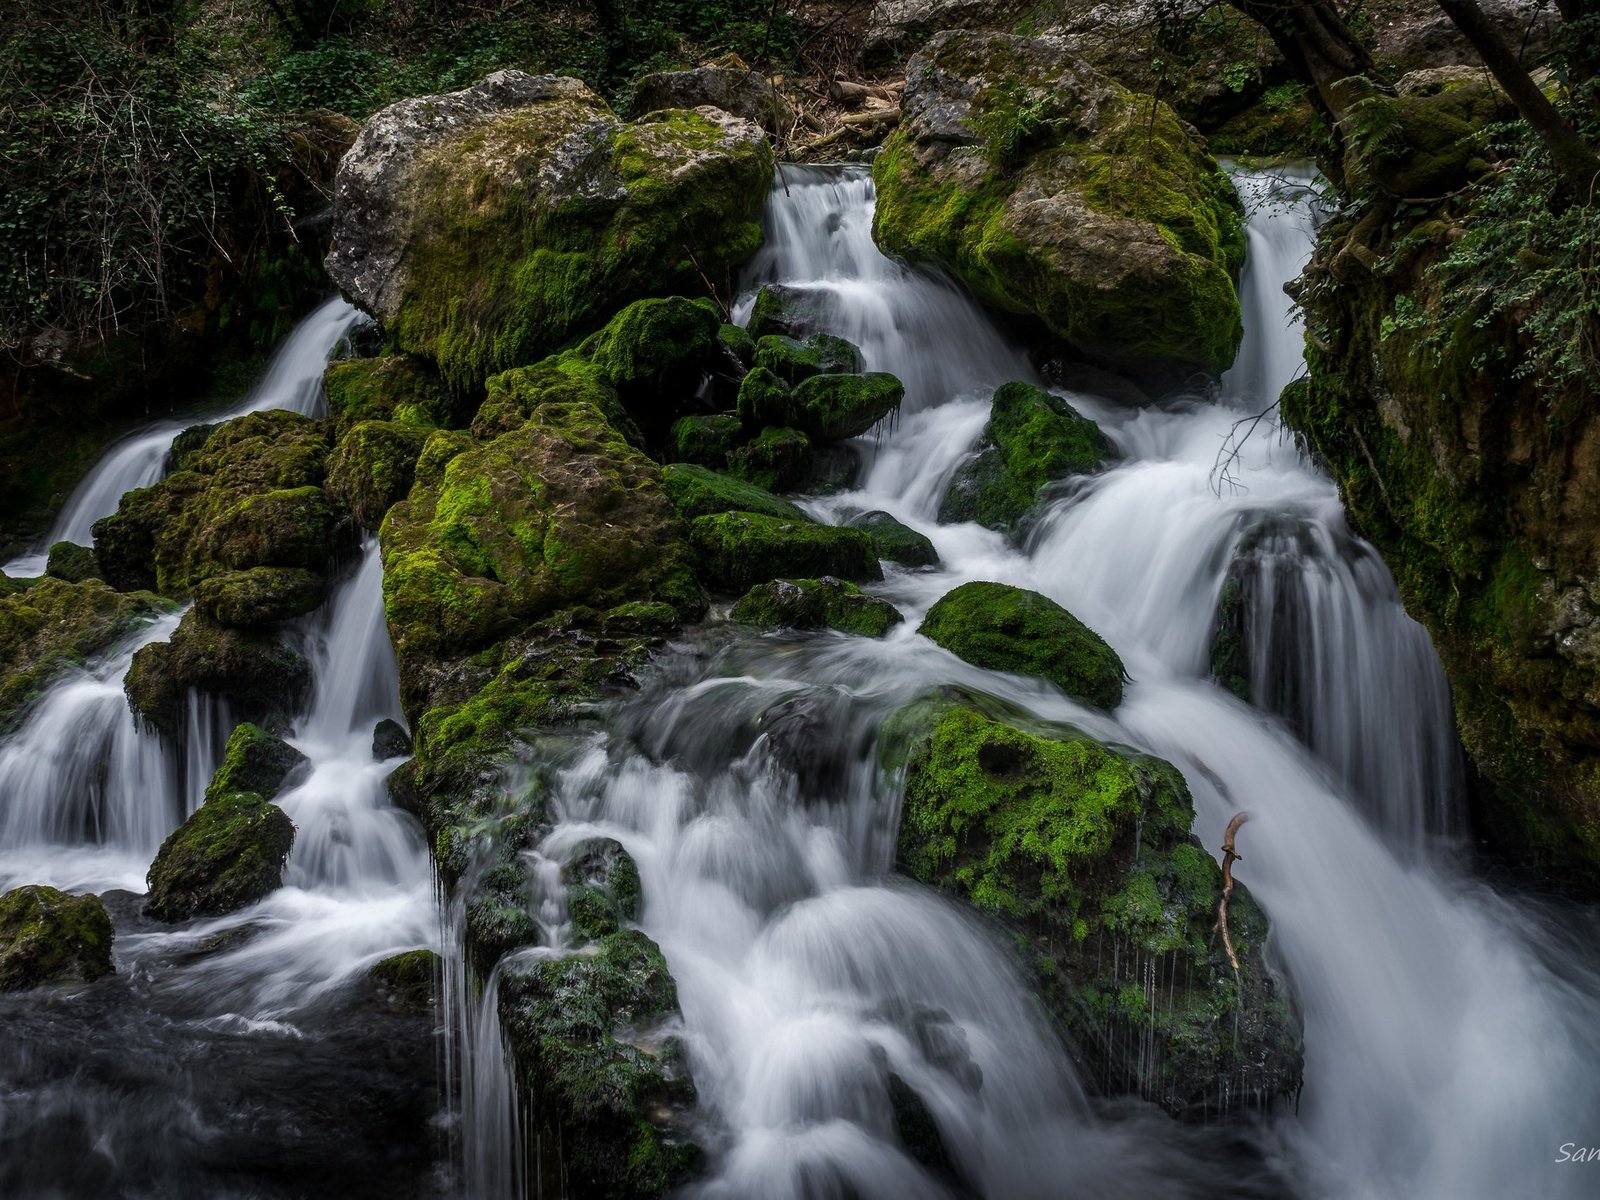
[4,297,364,577]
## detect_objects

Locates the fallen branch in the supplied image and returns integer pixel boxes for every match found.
[838,107,900,127]
[681,243,729,321]
[1215,811,1251,971]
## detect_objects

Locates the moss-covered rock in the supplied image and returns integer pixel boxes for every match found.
[472,351,624,441]
[668,414,746,469]
[92,409,338,596]
[690,512,881,594]
[919,581,1123,708]
[939,381,1108,532]
[206,722,308,803]
[789,372,905,441]
[0,578,169,729]
[367,947,440,1015]
[732,576,904,637]
[497,927,698,1199]
[727,426,812,492]
[890,701,1301,1114]
[328,419,433,529]
[747,284,830,340]
[145,791,296,922]
[125,609,311,736]
[661,463,807,523]
[321,355,453,440]
[0,885,115,990]
[586,296,721,408]
[192,566,327,627]
[45,541,100,583]
[563,837,642,941]
[873,32,1246,379]
[752,332,864,384]
[326,72,775,395]
[847,510,940,567]
[734,365,793,429]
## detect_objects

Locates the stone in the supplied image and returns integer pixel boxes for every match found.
[0,885,114,990]
[144,792,296,922]
[373,718,413,760]
[732,576,904,638]
[689,512,882,593]
[629,65,794,133]
[847,510,940,567]
[206,722,308,803]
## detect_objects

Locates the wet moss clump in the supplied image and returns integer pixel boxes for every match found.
[328,420,434,530]
[732,577,905,637]
[192,566,326,627]
[668,414,746,469]
[145,792,296,922]
[920,580,1124,708]
[45,542,100,584]
[789,372,904,441]
[752,332,863,384]
[322,355,453,441]
[0,884,115,990]
[727,426,812,492]
[939,381,1108,533]
[660,463,806,522]
[689,511,881,594]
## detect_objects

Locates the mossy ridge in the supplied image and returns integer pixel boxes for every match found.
[732,577,904,638]
[939,381,1109,533]
[920,580,1124,709]
[322,355,454,441]
[689,511,881,594]
[891,700,1301,1114]
[660,463,806,522]
[144,791,296,922]
[193,566,327,627]
[387,100,773,396]
[0,577,171,730]
[0,884,115,991]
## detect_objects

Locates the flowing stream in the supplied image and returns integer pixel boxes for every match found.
[465,164,1600,1199]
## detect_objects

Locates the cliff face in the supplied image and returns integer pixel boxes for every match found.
[1283,189,1600,892]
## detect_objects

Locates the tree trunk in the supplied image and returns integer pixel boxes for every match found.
[1224,0,1384,124]
[1435,0,1600,198]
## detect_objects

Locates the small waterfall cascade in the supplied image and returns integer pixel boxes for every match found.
[461,164,1600,1200]
[4,296,364,577]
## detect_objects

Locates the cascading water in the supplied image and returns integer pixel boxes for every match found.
[3,296,363,577]
[468,163,1600,1199]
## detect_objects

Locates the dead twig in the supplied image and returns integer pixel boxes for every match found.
[1215,811,1251,971]
[681,243,730,321]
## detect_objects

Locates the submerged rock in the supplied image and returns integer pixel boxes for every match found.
[690,512,881,594]
[847,510,940,568]
[732,576,905,637]
[939,380,1108,533]
[888,699,1302,1114]
[0,885,114,990]
[872,31,1246,379]
[206,722,308,803]
[920,580,1124,708]
[145,792,296,922]
[326,71,774,394]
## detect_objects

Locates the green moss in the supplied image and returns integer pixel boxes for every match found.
[789,372,905,442]
[668,414,746,469]
[367,948,440,1013]
[45,542,100,583]
[939,381,1108,532]
[660,463,806,522]
[718,322,756,367]
[206,721,308,803]
[689,511,881,593]
[192,566,326,627]
[748,284,831,339]
[727,426,812,492]
[145,791,296,922]
[0,884,114,990]
[919,580,1124,708]
[564,838,643,940]
[328,419,433,529]
[731,577,904,637]
[587,296,720,392]
[321,355,453,440]
[735,365,793,429]
[751,333,864,384]
[846,510,940,568]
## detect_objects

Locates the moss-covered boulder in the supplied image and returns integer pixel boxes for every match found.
[727,426,812,492]
[690,512,881,594]
[752,333,864,385]
[206,722,308,803]
[889,700,1301,1114]
[660,463,806,522]
[92,409,337,595]
[732,577,904,637]
[920,581,1123,708]
[472,350,625,441]
[145,791,296,922]
[668,414,746,468]
[0,578,169,729]
[747,284,830,339]
[45,541,100,583]
[322,355,453,440]
[0,885,114,990]
[125,609,311,736]
[192,566,326,627]
[563,837,642,941]
[498,928,698,1198]
[586,297,721,408]
[735,365,792,429]
[629,64,794,133]
[939,381,1108,532]
[790,372,905,441]
[367,948,439,1014]
[847,510,940,567]
[328,419,433,529]
[873,32,1246,379]
[326,71,774,395]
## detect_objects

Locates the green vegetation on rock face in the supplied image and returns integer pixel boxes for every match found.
[193,566,326,628]
[727,426,813,492]
[0,885,114,991]
[668,415,746,469]
[939,381,1108,532]
[732,577,904,637]
[0,578,169,730]
[752,333,864,384]
[846,510,939,568]
[890,700,1301,1113]
[367,948,439,1014]
[328,420,434,530]
[920,581,1125,708]
[563,838,643,941]
[45,542,100,584]
[497,927,698,1199]
[206,722,308,804]
[660,463,806,522]
[689,512,881,594]
[872,31,1246,378]
[145,792,296,922]
[586,297,720,397]
[322,356,454,440]
[789,372,905,441]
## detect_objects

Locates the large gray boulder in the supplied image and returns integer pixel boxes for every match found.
[326,71,775,394]
[629,66,793,133]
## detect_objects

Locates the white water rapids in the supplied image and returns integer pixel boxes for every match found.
[463,164,1600,1200]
